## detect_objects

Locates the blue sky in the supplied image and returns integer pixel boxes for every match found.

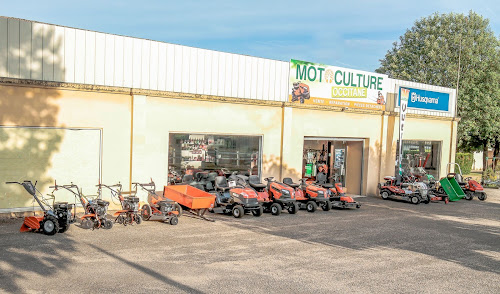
[2,0,499,72]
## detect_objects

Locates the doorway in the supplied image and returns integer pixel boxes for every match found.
[303,138,364,195]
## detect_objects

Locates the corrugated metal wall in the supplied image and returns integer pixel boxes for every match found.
[0,17,290,102]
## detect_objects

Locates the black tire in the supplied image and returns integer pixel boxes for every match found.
[306,201,317,213]
[288,202,299,214]
[232,205,244,218]
[169,216,179,225]
[173,203,183,217]
[270,203,282,216]
[41,216,59,235]
[251,207,263,217]
[81,218,93,230]
[322,201,331,211]
[103,219,113,229]
[410,196,420,205]
[478,192,487,201]
[356,204,361,209]
[135,214,142,225]
[58,223,70,233]
[381,191,389,200]
[465,191,474,201]
[141,204,152,221]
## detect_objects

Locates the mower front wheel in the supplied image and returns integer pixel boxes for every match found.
[270,203,282,216]
[306,201,317,213]
[141,204,152,221]
[41,216,59,235]
[381,191,389,200]
[288,202,299,214]
[169,216,179,225]
[322,201,331,211]
[410,196,420,205]
[252,207,263,217]
[232,205,244,218]
[478,192,487,201]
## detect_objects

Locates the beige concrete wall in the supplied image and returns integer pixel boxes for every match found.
[281,107,384,196]
[131,96,283,194]
[0,84,131,209]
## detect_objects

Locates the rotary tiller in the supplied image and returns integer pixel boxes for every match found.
[97,182,142,226]
[6,180,74,235]
[133,180,181,225]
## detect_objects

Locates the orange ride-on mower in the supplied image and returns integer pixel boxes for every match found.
[212,176,263,218]
[317,175,361,209]
[248,176,299,215]
[282,178,331,212]
[97,182,142,226]
[50,182,113,230]
[133,180,181,225]
[6,181,75,235]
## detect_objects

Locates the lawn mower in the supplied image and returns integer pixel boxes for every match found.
[212,175,263,218]
[446,163,487,201]
[378,176,425,204]
[50,181,113,230]
[97,182,142,226]
[314,173,361,209]
[248,176,299,215]
[6,180,74,235]
[133,180,181,225]
[282,178,331,212]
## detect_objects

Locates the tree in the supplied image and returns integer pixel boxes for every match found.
[376,11,500,171]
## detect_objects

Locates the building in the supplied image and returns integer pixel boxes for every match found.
[0,16,458,212]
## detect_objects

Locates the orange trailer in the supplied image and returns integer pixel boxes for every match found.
[163,185,216,221]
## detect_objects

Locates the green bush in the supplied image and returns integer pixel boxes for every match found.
[483,168,496,181]
[455,153,473,175]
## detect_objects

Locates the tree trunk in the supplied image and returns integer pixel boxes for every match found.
[494,141,500,171]
[483,144,489,174]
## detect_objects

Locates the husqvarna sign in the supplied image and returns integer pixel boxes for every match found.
[398,87,450,111]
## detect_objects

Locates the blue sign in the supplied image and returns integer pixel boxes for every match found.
[398,87,450,111]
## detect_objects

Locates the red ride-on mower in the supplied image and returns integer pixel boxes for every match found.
[378,176,425,204]
[6,181,75,235]
[97,182,142,226]
[315,173,360,209]
[283,178,331,212]
[212,176,263,218]
[133,180,181,225]
[50,182,113,229]
[446,163,487,201]
[248,176,299,215]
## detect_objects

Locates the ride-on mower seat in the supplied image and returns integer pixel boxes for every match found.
[316,172,334,188]
[283,177,300,188]
[215,176,230,192]
[182,174,194,183]
[248,175,266,189]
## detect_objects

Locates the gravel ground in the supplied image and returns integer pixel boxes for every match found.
[0,190,499,294]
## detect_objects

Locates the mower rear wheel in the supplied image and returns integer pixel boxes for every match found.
[103,219,113,229]
[41,216,59,235]
[306,201,317,213]
[288,202,299,214]
[169,216,179,225]
[410,196,420,205]
[322,201,331,211]
[141,204,152,221]
[232,205,244,218]
[465,191,474,201]
[173,203,183,217]
[478,192,487,201]
[252,207,263,217]
[270,203,282,216]
[381,191,389,200]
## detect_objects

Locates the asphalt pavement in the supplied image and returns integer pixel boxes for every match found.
[0,191,499,293]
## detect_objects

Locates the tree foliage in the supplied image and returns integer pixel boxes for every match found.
[376,11,500,153]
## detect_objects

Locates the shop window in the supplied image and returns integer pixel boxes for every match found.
[168,133,261,176]
[396,140,441,180]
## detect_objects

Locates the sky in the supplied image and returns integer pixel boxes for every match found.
[2,0,499,72]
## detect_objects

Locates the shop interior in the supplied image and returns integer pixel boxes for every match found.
[168,133,261,177]
[396,140,441,180]
[303,138,364,194]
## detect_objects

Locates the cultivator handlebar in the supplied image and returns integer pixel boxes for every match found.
[6,180,49,212]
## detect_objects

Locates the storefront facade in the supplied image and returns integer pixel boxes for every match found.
[0,17,458,212]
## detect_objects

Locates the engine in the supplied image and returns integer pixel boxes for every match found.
[158,200,175,214]
[53,202,73,224]
[122,196,139,212]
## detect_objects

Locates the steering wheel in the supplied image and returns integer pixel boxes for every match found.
[264,177,274,182]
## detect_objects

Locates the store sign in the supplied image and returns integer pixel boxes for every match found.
[289,59,388,111]
[398,87,450,111]
[398,88,409,176]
